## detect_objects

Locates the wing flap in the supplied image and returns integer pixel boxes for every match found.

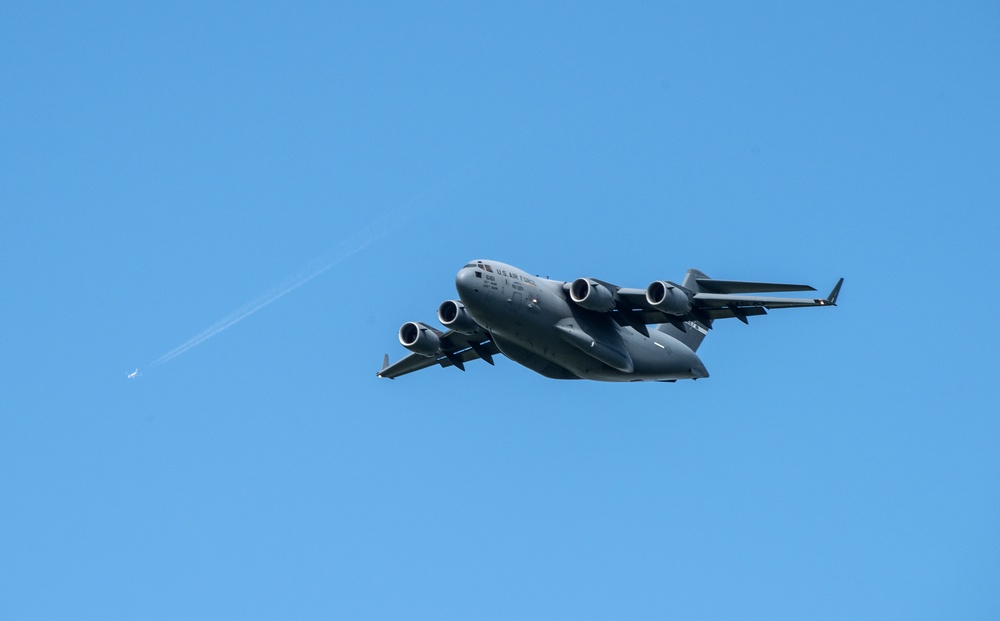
[614,278,841,327]
[377,330,500,379]
[705,306,768,321]
[693,293,833,310]
[437,340,501,370]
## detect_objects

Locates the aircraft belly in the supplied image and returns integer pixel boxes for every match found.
[553,326,708,382]
[491,327,628,382]
[490,333,580,380]
[459,267,707,382]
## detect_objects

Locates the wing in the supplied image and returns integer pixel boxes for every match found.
[377,328,501,379]
[615,277,843,327]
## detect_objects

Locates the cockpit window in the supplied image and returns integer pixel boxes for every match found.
[464,263,476,268]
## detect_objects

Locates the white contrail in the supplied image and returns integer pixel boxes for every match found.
[148,219,385,368]
[143,169,471,371]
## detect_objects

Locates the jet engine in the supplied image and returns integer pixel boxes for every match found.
[398,322,441,357]
[646,281,691,315]
[569,278,616,312]
[437,300,478,334]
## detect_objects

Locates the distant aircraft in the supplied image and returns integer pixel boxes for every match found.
[379,260,842,382]
[127,369,141,379]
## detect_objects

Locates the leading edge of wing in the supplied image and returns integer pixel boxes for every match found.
[695,276,844,310]
[616,278,842,326]
[693,279,816,294]
[377,331,500,379]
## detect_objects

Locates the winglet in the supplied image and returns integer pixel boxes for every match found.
[378,354,392,378]
[824,278,844,306]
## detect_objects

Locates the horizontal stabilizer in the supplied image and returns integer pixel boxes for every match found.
[695,279,816,294]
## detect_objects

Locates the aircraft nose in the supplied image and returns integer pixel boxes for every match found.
[455,266,479,302]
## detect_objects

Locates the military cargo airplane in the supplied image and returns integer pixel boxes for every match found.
[378,260,842,382]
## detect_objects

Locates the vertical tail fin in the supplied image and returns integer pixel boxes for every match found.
[657,269,713,352]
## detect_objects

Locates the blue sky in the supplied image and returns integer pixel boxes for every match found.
[2,2,998,618]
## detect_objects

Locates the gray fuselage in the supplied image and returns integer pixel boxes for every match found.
[455,260,709,382]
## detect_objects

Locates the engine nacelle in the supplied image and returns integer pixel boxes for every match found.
[437,300,478,334]
[398,321,441,357]
[569,278,616,312]
[646,281,691,315]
